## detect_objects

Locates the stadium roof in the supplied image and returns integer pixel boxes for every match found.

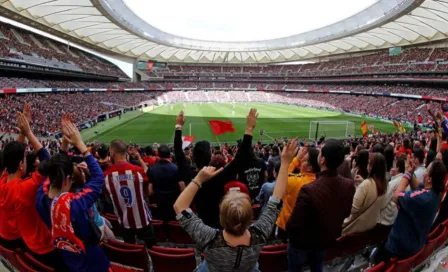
[1,0,448,63]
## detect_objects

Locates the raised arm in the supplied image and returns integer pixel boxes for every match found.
[289,145,307,173]
[218,108,258,177]
[128,146,148,173]
[173,111,191,182]
[174,166,224,214]
[59,113,72,153]
[251,141,297,239]
[393,155,418,203]
[16,103,31,144]
[62,120,105,210]
[272,138,298,200]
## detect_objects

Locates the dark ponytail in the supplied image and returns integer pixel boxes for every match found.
[430,160,447,194]
[42,153,74,189]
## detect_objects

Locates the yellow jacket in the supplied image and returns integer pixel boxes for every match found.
[276,158,316,230]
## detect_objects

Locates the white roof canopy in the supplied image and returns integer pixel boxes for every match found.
[1,0,448,63]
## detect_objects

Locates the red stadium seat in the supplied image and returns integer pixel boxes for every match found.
[23,252,55,272]
[107,239,145,250]
[414,232,439,266]
[435,226,448,250]
[151,220,167,243]
[152,246,194,255]
[384,263,396,272]
[147,250,196,272]
[102,243,149,272]
[111,263,142,272]
[167,221,194,244]
[15,253,38,272]
[0,244,21,270]
[258,250,288,272]
[389,247,424,272]
[261,243,287,252]
[103,213,123,238]
[428,225,443,240]
[367,262,385,272]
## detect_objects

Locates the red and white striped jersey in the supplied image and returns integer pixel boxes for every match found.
[104,162,151,229]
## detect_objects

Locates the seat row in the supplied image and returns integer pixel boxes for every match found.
[368,219,448,271]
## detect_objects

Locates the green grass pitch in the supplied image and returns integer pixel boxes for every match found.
[81,103,398,146]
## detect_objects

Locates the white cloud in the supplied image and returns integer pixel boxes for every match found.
[125,0,378,42]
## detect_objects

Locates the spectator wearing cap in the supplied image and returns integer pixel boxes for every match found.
[224,181,250,196]
[147,145,184,222]
[286,139,356,272]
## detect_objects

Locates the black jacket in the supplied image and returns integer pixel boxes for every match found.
[174,129,253,228]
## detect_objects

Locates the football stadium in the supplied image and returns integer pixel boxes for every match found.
[2,0,448,271]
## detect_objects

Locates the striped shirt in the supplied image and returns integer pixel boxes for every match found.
[104,162,151,229]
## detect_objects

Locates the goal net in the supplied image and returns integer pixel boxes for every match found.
[309,121,355,140]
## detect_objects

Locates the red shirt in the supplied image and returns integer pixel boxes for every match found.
[396,147,412,157]
[442,142,448,151]
[142,156,157,167]
[103,163,151,230]
[0,173,20,240]
[15,172,54,254]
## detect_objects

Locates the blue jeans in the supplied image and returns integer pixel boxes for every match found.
[287,242,326,272]
[197,261,260,272]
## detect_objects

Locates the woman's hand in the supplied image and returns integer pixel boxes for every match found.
[61,120,87,153]
[281,137,299,165]
[16,112,31,136]
[193,166,224,185]
[405,155,416,174]
[176,111,186,127]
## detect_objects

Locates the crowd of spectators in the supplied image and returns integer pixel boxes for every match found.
[1,101,447,271]
[0,92,153,136]
[142,47,448,78]
[0,89,442,137]
[0,22,128,78]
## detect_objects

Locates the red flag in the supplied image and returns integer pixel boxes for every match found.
[182,136,195,149]
[209,120,235,136]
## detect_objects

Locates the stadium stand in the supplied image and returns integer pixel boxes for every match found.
[0,21,128,79]
[0,88,441,137]
[3,6,448,272]
[135,47,448,78]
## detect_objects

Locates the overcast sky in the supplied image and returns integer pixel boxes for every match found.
[125,0,378,42]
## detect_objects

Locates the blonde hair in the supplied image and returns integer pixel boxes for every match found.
[219,191,253,236]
